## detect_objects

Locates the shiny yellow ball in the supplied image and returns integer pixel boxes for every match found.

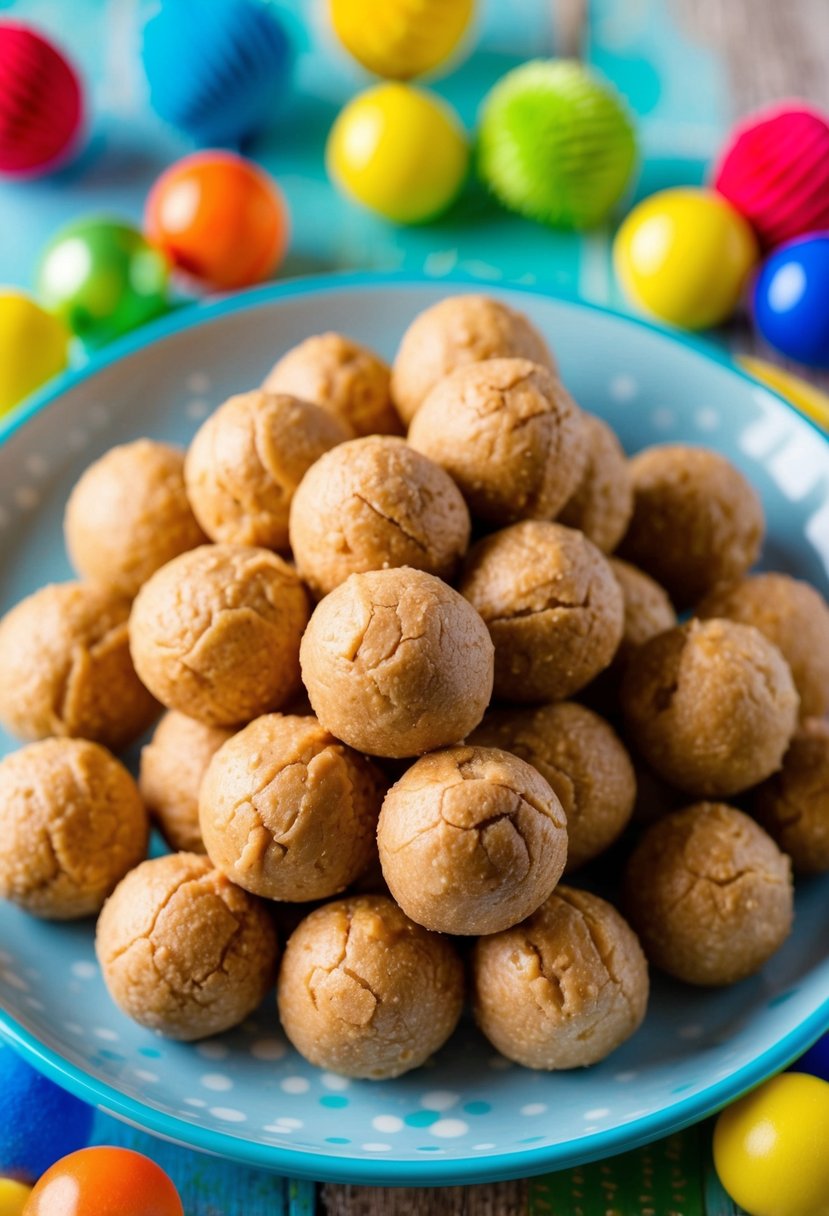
[0,291,70,418]
[713,1072,829,1216]
[330,0,475,80]
[0,1178,32,1216]
[614,187,758,330]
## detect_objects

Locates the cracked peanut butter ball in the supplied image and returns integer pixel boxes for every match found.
[185,390,349,551]
[300,567,494,758]
[0,738,148,920]
[624,803,793,986]
[558,414,633,553]
[621,618,799,797]
[408,358,585,525]
[97,852,278,1040]
[753,719,829,873]
[378,746,567,935]
[139,712,232,853]
[460,521,623,702]
[473,887,648,1069]
[64,440,207,599]
[277,894,464,1078]
[0,582,159,750]
[130,544,309,727]
[391,294,556,425]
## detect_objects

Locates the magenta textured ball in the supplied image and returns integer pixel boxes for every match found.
[0,22,84,177]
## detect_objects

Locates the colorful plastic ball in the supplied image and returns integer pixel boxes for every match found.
[0,1180,32,1216]
[37,218,169,350]
[0,1044,93,1182]
[714,103,829,251]
[739,356,829,433]
[0,291,70,418]
[330,0,475,80]
[752,234,829,368]
[327,82,468,224]
[713,1072,829,1216]
[477,59,637,230]
[614,187,758,330]
[23,1147,183,1216]
[0,22,84,177]
[145,151,289,291]
[792,1033,829,1084]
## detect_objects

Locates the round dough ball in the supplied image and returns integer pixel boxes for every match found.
[300,567,494,758]
[609,557,677,667]
[0,738,148,920]
[0,582,159,750]
[621,618,799,797]
[199,713,384,901]
[139,712,232,853]
[469,702,635,871]
[460,521,623,702]
[96,853,278,1040]
[391,294,556,425]
[473,886,648,1069]
[619,445,764,608]
[408,358,586,525]
[289,436,470,599]
[185,390,349,551]
[753,719,829,873]
[130,544,310,727]
[277,894,464,1078]
[697,572,829,721]
[624,803,793,985]
[64,440,206,599]
[558,414,633,553]
[378,746,567,935]
[264,332,402,437]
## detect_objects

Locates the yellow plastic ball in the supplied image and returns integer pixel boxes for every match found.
[713,1072,829,1216]
[330,0,475,80]
[0,291,70,418]
[327,82,468,224]
[0,1178,32,1216]
[614,187,758,330]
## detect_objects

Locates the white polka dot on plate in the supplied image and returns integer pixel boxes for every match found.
[420,1090,458,1112]
[695,407,720,431]
[187,372,211,393]
[473,1143,496,1151]
[184,1098,207,1108]
[250,1038,286,1062]
[64,1022,83,1035]
[186,399,210,421]
[281,1076,310,1095]
[362,1143,392,1152]
[609,373,638,402]
[68,428,89,451]
[678,1023,704,1040]
[320,1072,350,1091]
[200,1073,233,1092]
[25,997,45,1012]
[651,407,676,430]
[24,454,48,478]
[209,1107,246,1123]
[71,961,97,980]
[263,1123,293,1134]
[12,486,38,511]
[274,1117,303,1129]
[134,1069,159,1083]
[584,1107,610,1120]
[93,1027,119,1042]
[0,971,28,992]
[197,1041,229,1061]
[372,1115,403,1134]
[520,1103,547,1116]
[430,1119,469,1139]
[615,1070,637,1083]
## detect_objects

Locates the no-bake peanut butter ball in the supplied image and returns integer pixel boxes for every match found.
[185,390,349,551]
[0,582,159,750]
[377,746,568,936]
[300,567,494,758]
[624,803,793,986]
[473,887,648,1069]
[277,894,464,1079]
[129,544,310,727]
[608,557,677,667]
[558,414,633,553]
[288,436,470,599]
[97,852,278,1040]
[753,719,829,873]
[460,521,624,702]
[139,711,232,853]
[0,738,148,920]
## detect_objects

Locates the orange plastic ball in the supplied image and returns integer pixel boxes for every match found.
[23,1147,183,1216]
[145,151,289,291]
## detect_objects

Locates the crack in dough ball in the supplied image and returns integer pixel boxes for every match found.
[753,719,829,873]
[624,803,793,986]
[473,886,648,1069]
[96,853,278,1040]
[0,738,148,920]
[277,894,464,1078]
[129,544,310,727]
[139,711,232,853]
[558,414,633,553]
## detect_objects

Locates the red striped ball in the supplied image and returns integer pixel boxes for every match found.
[0,22,83,176]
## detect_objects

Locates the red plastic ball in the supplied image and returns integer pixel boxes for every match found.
[22,1147,183,1216]
[145,151,289,291]
[0,22,83,176]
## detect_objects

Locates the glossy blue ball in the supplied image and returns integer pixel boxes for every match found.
[0,1042,94,1181]
[752,233,829,368]
[794,1033,829,1082]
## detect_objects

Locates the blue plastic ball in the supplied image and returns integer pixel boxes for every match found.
[794,1033,829,1083]
[752,232,829,368]
[0,1043,94,1181]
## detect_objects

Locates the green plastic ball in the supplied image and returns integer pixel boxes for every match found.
[37,218,170,349]
[477,59,638,230]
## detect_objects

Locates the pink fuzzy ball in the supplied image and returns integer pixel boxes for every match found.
[713,102,829,251]
[0,22,84,177]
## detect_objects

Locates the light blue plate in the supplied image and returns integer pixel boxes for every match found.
[1,275,828,1186]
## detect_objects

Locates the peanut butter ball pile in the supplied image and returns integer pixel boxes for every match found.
[0,294,823,1082]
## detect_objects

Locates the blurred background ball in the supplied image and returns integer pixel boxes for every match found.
[794,1033,829,1083]
[0,22,84,177]
[0,1180,31,1216]
[330,0,475,80]
[23,1147,183,1216]
[752,233,829,367]
[614,187,758,329]
[0,291,69,417]
[145,151,289,290]
[0,1044,93,1182]
[327,82,468,224]
[477,59,637,230]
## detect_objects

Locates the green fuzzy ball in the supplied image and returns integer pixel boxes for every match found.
[477,59,638,230]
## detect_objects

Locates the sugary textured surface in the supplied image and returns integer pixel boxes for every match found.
[129,544,309,727]
[460,521,623,702]
[609,557,677,667]
[97,852,278,1040]
[473,886,648,1069]
[624,803,793,986]
[289,436,470,599]
[377,746,567,935]
[139,711,232,853]
[300,567,494,758]
[0,582,159,750]
[408,357,586,526]
[753,719,829,874]
[0,738,148,920]
[277,894,464,1079]
[558,414,633,552]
